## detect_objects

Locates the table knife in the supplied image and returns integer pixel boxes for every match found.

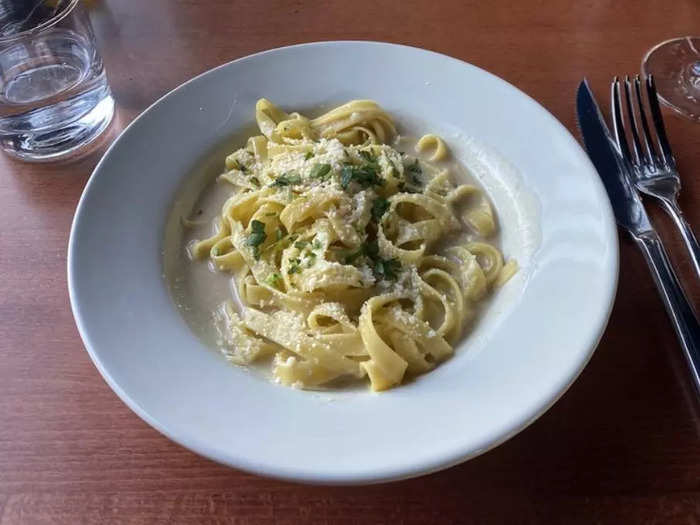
[576,80,700,396]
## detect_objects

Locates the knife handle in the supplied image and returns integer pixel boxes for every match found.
[634,231,700,395]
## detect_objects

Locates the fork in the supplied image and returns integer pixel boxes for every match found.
[611,74,700,278]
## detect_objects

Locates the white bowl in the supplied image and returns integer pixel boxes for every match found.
[68,41,617,484]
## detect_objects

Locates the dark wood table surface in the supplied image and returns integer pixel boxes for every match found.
[2,1,700,523]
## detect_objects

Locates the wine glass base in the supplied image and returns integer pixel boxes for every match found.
[642,36,700,122]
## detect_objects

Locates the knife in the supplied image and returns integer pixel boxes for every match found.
[576,80,700,396]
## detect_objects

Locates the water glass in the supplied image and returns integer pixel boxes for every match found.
[0,0,114,162]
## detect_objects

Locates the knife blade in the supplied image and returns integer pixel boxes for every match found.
[576,79,700,396]
[576,80,652,235]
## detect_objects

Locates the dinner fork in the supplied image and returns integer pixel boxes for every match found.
[611,75,700,278]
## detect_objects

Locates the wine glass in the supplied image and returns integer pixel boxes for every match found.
[642,36,700,121]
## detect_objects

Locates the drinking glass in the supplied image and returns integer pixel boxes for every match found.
[0,0,114,162]
[642,36,700,122]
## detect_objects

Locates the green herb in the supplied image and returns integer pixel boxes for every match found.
[294,240,308,250]
[340,163,383,190]
[374,257,401,280]
[342,240,400,280]
[265,273,282,288]
[344,252,361,264]
[406,159,422,185]
[309,163,332,180]
[250,176,260,187]
[262,228,289,254]
[245,220,267,259]
[344,240,379,265]
[304,151,314,160]
[389,160,400,178]
[340,166,354,189]
[305,251,317,267]
[312,239,322,250]
[359,150,377,164]
[371,198,389,222]
[398,179,420,194]
[270,171,302,187]
[288,258,302,275]
[364,240,379,258]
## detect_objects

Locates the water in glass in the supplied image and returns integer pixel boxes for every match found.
[0,0,114,161]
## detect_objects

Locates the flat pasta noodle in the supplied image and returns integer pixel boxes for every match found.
[187,99,517,391]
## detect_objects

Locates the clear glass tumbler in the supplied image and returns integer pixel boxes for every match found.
[0,0,114,162]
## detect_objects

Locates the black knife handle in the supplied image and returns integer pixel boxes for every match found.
[634,231,700,396]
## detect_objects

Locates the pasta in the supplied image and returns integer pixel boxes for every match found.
[188,99,516,391]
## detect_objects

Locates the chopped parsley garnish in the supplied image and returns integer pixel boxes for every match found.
[309,163,331,180]
[230,159,246,172]
[374,257,401,280]
[343,247,363,265]
[371,198,389,222]
[294,240,308,250]
[364,240,379,258]
[312,239,322,250]
[359,150,377,164]
[304,151,314,160]
[406,159,422,185]
[389,160,400,178]
[340,166,353,189]
[398,180,420,194]
[340,163,383,190]
[343,240,378,264]
[270,171,302,187]
[342,240,400,280]
[288,258,302,274]
[245,220,267,259]
[262,229,291,254]
[305,251,317,267]
[265,273,282,288]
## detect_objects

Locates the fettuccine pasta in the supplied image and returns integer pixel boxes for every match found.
[187,99,516,391]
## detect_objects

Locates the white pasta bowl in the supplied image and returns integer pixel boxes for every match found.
[68,41,617,484]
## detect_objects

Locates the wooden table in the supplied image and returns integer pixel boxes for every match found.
[2,1,699,523]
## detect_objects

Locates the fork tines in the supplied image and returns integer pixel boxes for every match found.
[611,75,676,172]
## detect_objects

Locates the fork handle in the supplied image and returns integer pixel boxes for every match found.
[658,198,700,279]
[634,231,700,396]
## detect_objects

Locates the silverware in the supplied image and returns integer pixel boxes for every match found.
[576,79,700,396]
[611,75,700,278]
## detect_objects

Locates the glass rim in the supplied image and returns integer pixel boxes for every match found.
[0,0,82,44]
